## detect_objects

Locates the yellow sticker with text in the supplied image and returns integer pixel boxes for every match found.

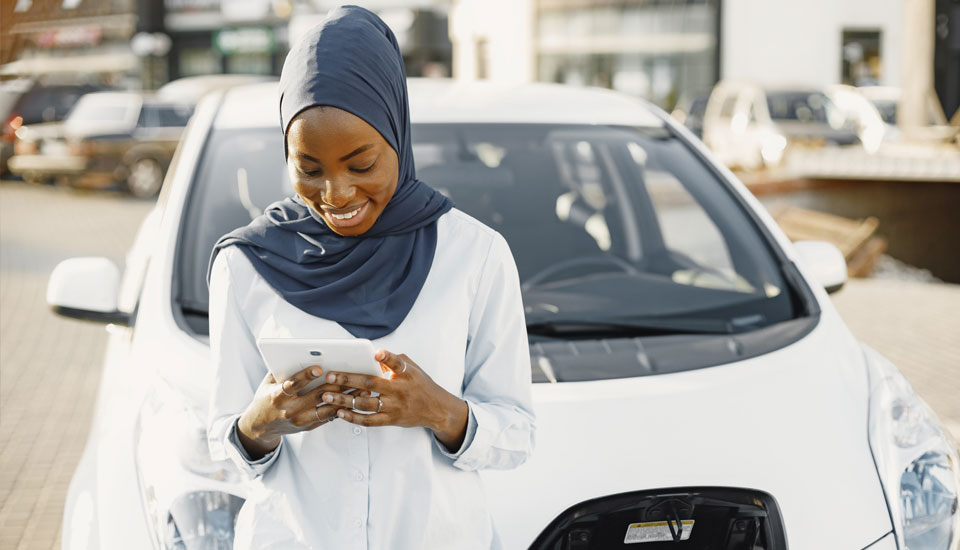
[624,520,694,544]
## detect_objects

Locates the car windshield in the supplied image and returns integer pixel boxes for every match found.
[177,123,797,338]
[766,91,844,128]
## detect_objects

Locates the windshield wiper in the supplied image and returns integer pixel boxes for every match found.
[526,316,735,338]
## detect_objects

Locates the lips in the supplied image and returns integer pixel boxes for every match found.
[322,201,369,229]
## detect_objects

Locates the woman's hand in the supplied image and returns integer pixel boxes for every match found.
[322,350,470,452]
[237,366,351,459]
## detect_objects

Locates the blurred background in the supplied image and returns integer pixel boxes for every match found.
[0,0,958,548]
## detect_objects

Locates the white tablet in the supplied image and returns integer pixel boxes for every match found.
[257,338,385,394]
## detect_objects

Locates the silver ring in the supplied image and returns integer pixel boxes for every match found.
[316,405,335,425]
[376,397,382,413]
[400,358,407,374]
[352,395,357,410]
[281,383,294,397]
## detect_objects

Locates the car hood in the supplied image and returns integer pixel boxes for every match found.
[482,310,892,549]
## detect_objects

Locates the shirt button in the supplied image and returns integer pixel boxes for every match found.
[354,518,363,528]
[353,427,363,435]
[355,472,364,481]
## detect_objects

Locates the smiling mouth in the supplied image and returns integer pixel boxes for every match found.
[322,201,369,228]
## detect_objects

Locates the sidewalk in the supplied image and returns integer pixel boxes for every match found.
[831,277,960,442]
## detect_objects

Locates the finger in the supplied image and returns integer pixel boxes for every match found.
[374,349,403,374]
[325,371,389,393]
[321,392,383,412]
[336,409,390,426]
[298,382,345,398]
[295,403,339,428]
[304,383,347,400]
[280,365,324,396]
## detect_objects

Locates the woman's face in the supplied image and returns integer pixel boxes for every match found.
[286,106,399,236]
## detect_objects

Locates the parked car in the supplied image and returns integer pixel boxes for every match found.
[670,92,710,140]
[0,79,110,175]
[702,82,861,170]
[8,91,193,197]
[49,80,958,550]
[155,74,277,105]
[858,85,959,143]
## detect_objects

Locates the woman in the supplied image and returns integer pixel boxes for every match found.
[205,6,535,549]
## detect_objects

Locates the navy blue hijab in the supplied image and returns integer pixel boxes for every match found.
[207,5,453,339]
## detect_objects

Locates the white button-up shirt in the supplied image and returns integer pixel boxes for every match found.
[207,208,536,550]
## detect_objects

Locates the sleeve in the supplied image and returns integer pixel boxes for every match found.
[433,233,536,471]
[207,248,282,479]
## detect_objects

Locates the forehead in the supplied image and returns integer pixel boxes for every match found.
[286,106,386,149]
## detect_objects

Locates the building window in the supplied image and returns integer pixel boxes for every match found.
[180,48,220,77]
[841,29,882,86]
[536,1,718,111]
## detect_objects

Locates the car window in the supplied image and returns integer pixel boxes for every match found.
[176,124,795,338]
[157,105,194,127]
[139,105,194,128]
[766,91,843,127]
[137,106,158,128]
[12,84,105,124]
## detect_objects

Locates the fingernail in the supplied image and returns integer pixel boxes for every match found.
[311,368,320,377]
[338,410,346,418]
[323,393,333,403]
[326,373,336,383]
[282,380,293,390]
[375,350,385,360]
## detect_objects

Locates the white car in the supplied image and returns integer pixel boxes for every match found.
[702,81,861,171]
[50,80,959,550]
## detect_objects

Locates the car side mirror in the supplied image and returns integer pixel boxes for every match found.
[793,241,847,294]
[46,257,131,325]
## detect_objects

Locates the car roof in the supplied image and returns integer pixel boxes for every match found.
[213,78,665,130]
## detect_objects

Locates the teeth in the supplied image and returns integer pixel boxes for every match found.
[332,206,361,220]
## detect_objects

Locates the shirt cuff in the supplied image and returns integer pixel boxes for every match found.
[226,415,282,478]
[435,401,478,460]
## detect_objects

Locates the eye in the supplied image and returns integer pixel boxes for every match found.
[351,160,377,174]
[299,167,321,177]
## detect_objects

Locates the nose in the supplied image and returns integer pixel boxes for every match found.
[320,178,356,209]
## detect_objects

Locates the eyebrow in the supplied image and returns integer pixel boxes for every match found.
[297,144,375,164]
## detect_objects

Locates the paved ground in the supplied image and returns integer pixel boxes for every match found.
[0,182,153,550]
[0,180,958,549]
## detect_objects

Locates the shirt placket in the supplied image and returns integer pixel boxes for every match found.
[347,422,370,549]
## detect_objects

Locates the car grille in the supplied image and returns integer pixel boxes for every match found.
[528,487,787,550]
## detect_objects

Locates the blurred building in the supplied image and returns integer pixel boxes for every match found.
[0,0,139,87]
[722,0,902,89]
[161,0,451,82]
[451,0,957,120]
[0,0,452,89]
[451,0,719,110]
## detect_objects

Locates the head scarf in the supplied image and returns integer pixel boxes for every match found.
[207,5,453,339]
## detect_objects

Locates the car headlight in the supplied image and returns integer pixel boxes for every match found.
[162,491,244,550]
[866,346,960,549]
[135,381,245,549]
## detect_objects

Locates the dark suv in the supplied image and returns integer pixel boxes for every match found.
[8,91,193,197]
